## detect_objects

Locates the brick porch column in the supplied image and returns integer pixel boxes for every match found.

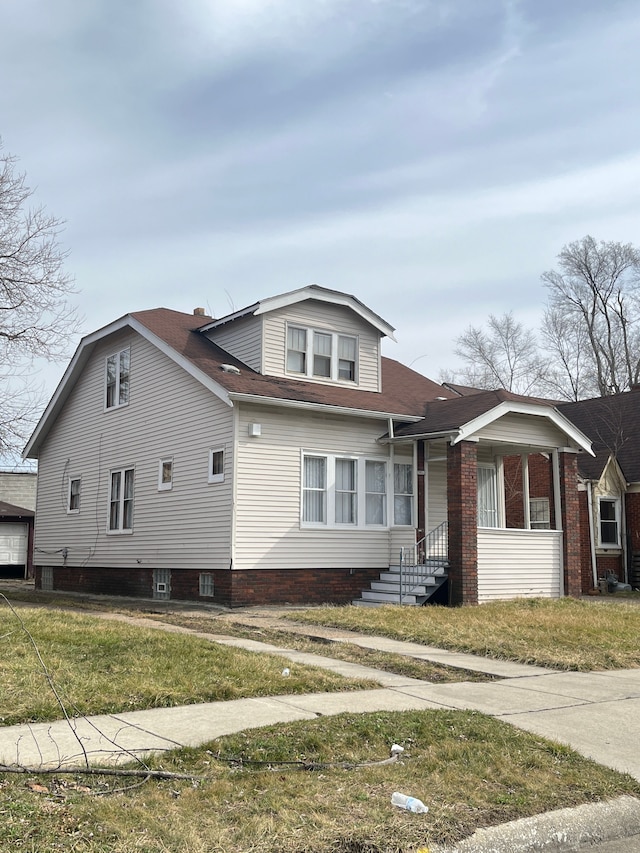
[559,451,582,597]
[447,440,478,605]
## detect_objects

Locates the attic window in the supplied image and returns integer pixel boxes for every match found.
[105,348,130,409]
[287,324,358,383]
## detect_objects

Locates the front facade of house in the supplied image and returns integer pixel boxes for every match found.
[24,286,593,606]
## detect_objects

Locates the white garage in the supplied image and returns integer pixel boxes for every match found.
[0,522,29,566]
[0,501,34,578]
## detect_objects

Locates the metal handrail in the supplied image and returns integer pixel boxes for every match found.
[399,521,448,604]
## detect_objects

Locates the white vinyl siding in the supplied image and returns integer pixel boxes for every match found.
[477,528,563,601]
[235,404,395,569]
[425,451,448,533]
[263,302,382,391]
[475,413,567,447]
[34,330,234,570]
[204,314,263,372]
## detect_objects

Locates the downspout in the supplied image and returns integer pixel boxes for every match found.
[586,481,598,589]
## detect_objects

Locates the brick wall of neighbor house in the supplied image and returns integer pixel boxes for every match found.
[577,491,595,593]
[447,441,478,605]
[626,493,640,589]
[559,453,582,597]
[626,493,640,553]
[34,565,382,606]
[503,454,556,529]
[529,453,556,528]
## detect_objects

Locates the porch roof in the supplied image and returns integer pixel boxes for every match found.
[391,389,594,454]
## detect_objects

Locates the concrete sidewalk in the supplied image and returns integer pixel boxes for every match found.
[1,618,640,783]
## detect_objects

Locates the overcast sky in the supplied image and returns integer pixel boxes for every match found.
[2,0,640,401]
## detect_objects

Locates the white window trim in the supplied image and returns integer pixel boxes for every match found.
[208,447,225,484]
[286,324,358,384]
[107,466,134,534]
[158,458,173,491]
[597,496,621,549]
[300,452,389,529]
[104,347,130,411]
[67,476,81,514]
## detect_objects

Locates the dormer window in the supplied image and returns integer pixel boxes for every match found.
[287,325,357,383]
[286,327,307,373]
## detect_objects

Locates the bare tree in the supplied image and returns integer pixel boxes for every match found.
[443,311,549,395]
[539,304,593,401]
[542,236,640,396]
[0,142,81,457]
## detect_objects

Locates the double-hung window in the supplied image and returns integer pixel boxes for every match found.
[477,465,499,528]
[158,458,173,491]
[287,325,358,383]
[68,477,81,514]
[335,458,357,524]
[529,497,550,529]
[286,327,307,374]
[209,448,225,483]
[302,454,387,527]
[109,467,134,532]
[598,497,620,547]
[393,463,413,526]
[106,348,130,409]
[365,460,387,525]
[303,456,327,523]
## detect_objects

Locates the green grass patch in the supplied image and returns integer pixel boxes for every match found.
[284,598,640,670]
[0,607,374,726]
[2,709,639,852]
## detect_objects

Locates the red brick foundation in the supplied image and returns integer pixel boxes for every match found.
[34,565,382,607]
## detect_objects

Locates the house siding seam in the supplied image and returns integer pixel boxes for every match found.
[447,440,478,605]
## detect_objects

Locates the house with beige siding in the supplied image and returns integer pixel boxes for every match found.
[23,285,594,606]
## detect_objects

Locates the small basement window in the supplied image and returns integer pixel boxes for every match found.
[199,573,214,597]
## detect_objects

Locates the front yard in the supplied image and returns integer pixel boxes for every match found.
[1,593,639,852]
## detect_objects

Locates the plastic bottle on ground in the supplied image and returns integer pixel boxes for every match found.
[391,792,428,813]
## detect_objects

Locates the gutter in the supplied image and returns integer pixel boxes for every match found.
[226,392,424,423]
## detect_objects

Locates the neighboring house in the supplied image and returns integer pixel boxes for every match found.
[0,472,37,578]
[23,286,594,606]
[558,391,640,591]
